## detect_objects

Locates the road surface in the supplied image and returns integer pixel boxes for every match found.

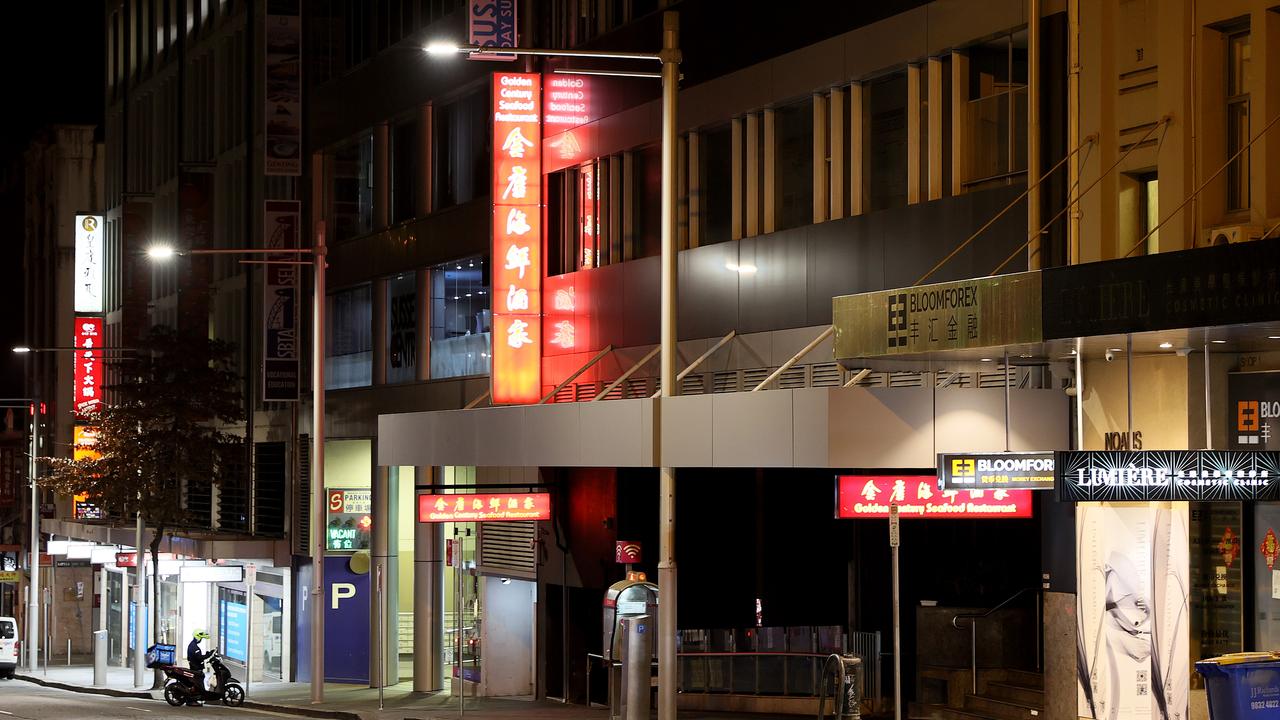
[0,679,289,719]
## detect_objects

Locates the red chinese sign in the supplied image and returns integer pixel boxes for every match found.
[74,316,103,417]
[1220,527,1241,568]
[836,475,1033,519]
[418,492,551,523]
[1262,529,1280,570]
[492,72,543,404]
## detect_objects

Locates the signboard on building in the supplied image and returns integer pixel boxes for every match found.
[262,200,300,401]
[615,541,642,564]
[418,492,552,522]
[72,425,102,520]
[1042,239,1280,339]
[0,571,18,583]
[324,555,369,683]
[264,0,301,176]
[73,317,103,417]
[938,452,1055,491]
[326,489,371,551]
[220,598,248,662]
[832,272,1041,360]
[1056,450,1280,502]
[1229,371,1280,450]
[0,446,19,508]
[835,475,1033,519]
[491,72,543,403]
[468,0,516,60]
[74,214,104,313]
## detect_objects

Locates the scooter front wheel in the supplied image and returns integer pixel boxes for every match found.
[163,684,185,707]
[222,683,245,707]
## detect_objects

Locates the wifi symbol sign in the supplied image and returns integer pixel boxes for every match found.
[615,541,643,564]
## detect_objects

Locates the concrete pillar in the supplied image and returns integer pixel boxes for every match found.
[374,122,390,230]
[951,51,969,196]
[371,463,399,686]
[850,83,865,216]
[762,108,777,233]
[813,92,829,223]
[413,466,443,692]
[907,64,922,205]
[830,86,847,220]
[927,57,944,201]
[745,113,760,237]
[416,104,433,219]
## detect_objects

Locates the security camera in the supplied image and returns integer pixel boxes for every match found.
[1105,350,1115,362]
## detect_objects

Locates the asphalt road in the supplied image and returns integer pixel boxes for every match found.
[0,679,289,719]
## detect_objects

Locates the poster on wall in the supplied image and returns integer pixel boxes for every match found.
[262,200,300,401]
[264,0,302,176]
[220,599,248,663]
[1076,503,1189,720]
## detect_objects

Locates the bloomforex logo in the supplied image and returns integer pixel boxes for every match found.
[887,293,908,348]
[950,457,975,480]
[1238,399,1276,446]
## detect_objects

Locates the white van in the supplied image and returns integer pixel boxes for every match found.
[0,616,17,679]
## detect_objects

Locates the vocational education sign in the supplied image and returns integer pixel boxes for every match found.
[938,452,1055,491]
[1056,451,1280,502]
[836,475,1033,519]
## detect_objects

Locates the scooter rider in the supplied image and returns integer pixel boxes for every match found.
[186,630,212,706]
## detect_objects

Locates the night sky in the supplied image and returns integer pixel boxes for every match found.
[0,3,104,396]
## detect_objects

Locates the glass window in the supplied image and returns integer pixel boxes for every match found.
[633,144,661,258]
[775,99,814,231]
[332,133,374,241]
[430,257,491,379]
[391,120,417,224]
[700,124,732,245]
[434,91,491,210]
[386,273,419,384]
[326,284,373,389]
[1226,29,1251,212]
[868,72,908,212]
[1139,174,1158,255]
[963,33,1029,190]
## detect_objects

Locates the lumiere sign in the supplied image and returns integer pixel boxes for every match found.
[832,272,1041,360]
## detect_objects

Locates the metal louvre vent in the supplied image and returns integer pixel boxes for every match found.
[574,383,596,402]
[553,384,574,403]
[978,368,1018,388]
[713,371,739,393]
[681,374,705,395]
[811,363,842,387]
[851,372,885,388]
[743,368,770,390]
[777,367,807,389]
[478,520,537,580]
[888,372,925,388]
[253,442,287,538]
[625,377,650,398]
[294,435,310,555]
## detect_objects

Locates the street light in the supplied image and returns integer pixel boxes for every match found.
[146,227,328,703]
[425,16,681,719]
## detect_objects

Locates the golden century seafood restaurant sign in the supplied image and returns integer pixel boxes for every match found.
[833,272,1041,359]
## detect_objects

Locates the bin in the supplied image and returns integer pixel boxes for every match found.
[1195,652,1280,720]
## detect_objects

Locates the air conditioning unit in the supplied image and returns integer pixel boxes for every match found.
[1205,224,1263,246]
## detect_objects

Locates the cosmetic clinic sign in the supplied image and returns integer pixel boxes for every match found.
[491,72,543,404]
[938,452,1056,491]
[1056,450,1280,502]
[836,475,1033,519]
[73,317,103,416]
[418,492,551,522]
[75,214,104,313]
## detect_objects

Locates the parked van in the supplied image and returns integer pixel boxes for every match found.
[0,616,17,678]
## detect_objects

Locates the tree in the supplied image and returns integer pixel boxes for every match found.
[42,325,243,681]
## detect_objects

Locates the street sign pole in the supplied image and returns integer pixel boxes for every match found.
[890,503,901,720]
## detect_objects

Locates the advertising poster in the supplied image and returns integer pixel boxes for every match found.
[220,599,248,663]
[262,200,300,401]
[1077,503,1189,720]
[264,0,301,175]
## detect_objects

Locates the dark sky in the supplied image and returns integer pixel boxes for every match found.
[0,2,105,397]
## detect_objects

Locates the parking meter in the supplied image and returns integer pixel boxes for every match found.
[603,576,657,719]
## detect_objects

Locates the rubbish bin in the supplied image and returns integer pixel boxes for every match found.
[1195,652,1280,720]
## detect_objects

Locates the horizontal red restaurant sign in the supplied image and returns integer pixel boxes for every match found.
[836,475,1033,519]
[418,492,551,522]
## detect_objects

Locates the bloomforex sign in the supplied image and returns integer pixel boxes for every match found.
[491,72,543,404]
[1229,373,1280,449]
[939,452,1055,491]
[835,475,1033,519]
[1057,451,1280,502]
[74,214,104,313]
[418,492,551,522]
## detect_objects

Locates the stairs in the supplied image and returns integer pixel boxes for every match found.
[910,668,1044,720]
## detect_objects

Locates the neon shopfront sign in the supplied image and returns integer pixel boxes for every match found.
[836,475,1033,519]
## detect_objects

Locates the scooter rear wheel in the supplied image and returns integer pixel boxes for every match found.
[163,685,185,707]
[222,683,245,707]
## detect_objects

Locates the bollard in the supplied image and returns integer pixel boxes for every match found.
[618,616,652,720]
[93,630,108,686]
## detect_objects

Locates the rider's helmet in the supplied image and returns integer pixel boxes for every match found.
[193,630,210,641]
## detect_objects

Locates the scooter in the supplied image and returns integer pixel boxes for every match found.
[159,648,246,707]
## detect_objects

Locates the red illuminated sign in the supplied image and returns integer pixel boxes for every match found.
[418,492,551,523]
[492,72,543,404]
[836,475,1033,519]
[74,317,104,417]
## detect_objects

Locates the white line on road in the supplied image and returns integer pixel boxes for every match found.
[124,707,152,713]
[0,709,14,715]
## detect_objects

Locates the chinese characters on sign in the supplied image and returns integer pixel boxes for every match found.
[262,200,300,401]
[492,72,543,403]
[1056,450,1280,501]
[74,214,104,313]
[264,0,302,176]
[74,317,104,417]
[326,489,372,551]
[418,492,552,522]
[835,475,1033,519]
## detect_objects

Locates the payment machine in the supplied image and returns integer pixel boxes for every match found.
[603,574,657,720]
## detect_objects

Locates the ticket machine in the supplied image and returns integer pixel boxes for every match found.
[603,574,657,719]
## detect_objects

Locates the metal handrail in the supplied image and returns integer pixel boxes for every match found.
[951,586,1042,694]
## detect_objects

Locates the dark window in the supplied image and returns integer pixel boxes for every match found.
[434,90,491,209]
[326,284,373,389]
[332,133,374,241]
[253,442,287,537]
[391,120,417,224]
[775,99,814,230]
[868,72,908,212]
[633,144,662,258]
[700,124,732,245]
[1226,28,1251,212]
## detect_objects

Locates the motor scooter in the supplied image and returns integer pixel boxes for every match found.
[158,648,246,707]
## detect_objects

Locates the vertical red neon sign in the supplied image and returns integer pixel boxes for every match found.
[73,316,103,417]
[492,72,543,404]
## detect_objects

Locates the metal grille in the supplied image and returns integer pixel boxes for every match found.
[681,374,705,395]
[477,520,537,579]
[888,372,925,387]
[553,384,574,403]
[217,442,250,533]
[253,442,287,538]
[742,368,770,390]
[625,377,650,398]
[712,371,739,393]
[574,383,596,402]
[294,434,310,555]
[811,363,842,387]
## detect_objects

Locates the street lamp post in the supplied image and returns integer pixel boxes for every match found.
[146,225,327,703]
[426,15,681,718]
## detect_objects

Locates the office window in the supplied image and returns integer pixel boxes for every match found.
[868,72,908,212]
[700,124,732,245]
[1226,28,1251,212]
[775,99,814,231]
[963,33,1028,190]
[386,273,419,384]
[430,257,491,379]
[434,91,490,209]
[332,133,374,241]
[391,120,417,224]
[632,144,661,258]
[326,285,373,389]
